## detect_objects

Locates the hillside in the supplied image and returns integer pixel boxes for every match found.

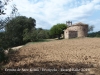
[1,38,100,75]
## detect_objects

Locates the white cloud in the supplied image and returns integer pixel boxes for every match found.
[1,0,100,31]
[94,5,100,10]
[88,19,100,32]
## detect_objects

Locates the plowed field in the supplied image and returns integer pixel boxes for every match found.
[1,38,100,75]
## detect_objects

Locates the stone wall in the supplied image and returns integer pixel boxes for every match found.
[64,22,88,39]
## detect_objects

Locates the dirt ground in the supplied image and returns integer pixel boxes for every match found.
[0,38,100,75]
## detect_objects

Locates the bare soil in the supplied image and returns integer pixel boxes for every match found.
[0,38,100,75]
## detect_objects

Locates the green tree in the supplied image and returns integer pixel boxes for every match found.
[5,16,36,47]
[43,29,50,39]
[28,28,50,42]
[0,0,20,63]
[88,31,100,37]
[96,34,100,37]
[30,28,40,41]
[0,32,6,49]
[36,28,50,39]
[50,23,67,39]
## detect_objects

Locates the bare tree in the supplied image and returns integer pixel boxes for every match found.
[88,25,94,32]
[0,0,19,30]
[10,4,20,19]
[0,0,13,15]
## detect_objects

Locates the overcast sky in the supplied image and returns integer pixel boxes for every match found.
[1,0,100,32]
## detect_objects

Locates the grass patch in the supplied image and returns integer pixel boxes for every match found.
[26,39,55,45]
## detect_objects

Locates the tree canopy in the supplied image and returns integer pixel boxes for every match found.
[5,16,36,47]
[88,31,100,37]
[50,23,67,39]
[23,28,50,42]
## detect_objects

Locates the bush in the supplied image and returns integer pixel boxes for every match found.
[50,23,67,39]
[0,49,8,63]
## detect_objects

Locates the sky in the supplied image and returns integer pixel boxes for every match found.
[1,0,100,32]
